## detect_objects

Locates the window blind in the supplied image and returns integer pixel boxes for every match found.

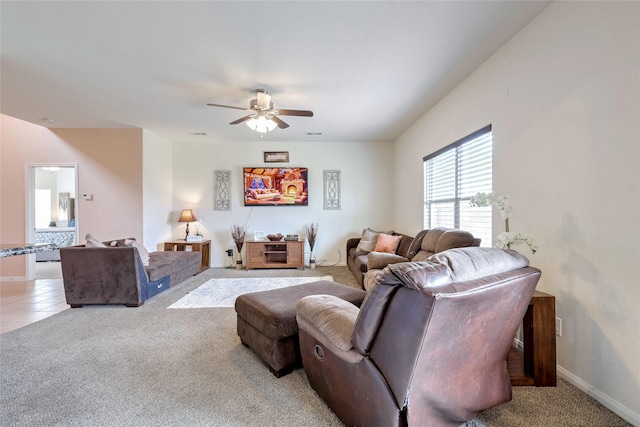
[423,125,493,246]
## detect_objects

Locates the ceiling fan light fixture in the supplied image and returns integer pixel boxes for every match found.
[208,89,312,135]
[246,115,277,135]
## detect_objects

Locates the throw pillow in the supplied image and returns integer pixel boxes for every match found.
[126,239,150,266]
[355,228,393,253]
[355,228,379,253]
[85,233,106,248]
[373,233,402,254]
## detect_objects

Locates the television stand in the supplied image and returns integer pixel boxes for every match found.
[246,240,305,270]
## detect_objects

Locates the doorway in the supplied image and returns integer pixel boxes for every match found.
[26,164,78,280]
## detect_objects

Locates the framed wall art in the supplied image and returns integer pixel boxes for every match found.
[263,151,289,163]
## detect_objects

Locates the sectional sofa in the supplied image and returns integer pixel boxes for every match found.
[346,227,480,288]
[60,237,201,307]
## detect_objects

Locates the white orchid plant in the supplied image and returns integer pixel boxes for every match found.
[469,192,538,254]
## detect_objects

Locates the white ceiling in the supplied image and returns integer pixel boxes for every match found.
[1,1,550,143]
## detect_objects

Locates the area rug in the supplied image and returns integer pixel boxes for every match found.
[168,275,334,309]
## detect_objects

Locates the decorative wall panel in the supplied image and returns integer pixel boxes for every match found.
[323,170,341,210]
[214,170,231,211]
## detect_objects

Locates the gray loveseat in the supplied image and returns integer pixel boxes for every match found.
[60,238,201,307]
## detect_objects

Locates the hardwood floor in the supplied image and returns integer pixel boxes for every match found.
[0,262,68,334]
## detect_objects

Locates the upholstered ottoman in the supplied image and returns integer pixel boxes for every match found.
[234,280,366,377]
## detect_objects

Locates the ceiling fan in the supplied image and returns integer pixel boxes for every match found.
[207,89,313,135]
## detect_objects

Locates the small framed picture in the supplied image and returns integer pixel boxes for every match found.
[264,151,289,163]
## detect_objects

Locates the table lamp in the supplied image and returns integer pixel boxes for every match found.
[178,209,197,240]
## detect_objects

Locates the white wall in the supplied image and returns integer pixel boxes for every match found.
[142,130,174,251]
[35,168,57,227]
[171,139,395,267]
[394,2,639,423]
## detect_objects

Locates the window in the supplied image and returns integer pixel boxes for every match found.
[423,125,493,246]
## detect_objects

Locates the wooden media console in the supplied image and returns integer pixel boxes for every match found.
[246,240,305,270]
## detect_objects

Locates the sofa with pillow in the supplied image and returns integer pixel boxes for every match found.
[361,227,481,290]
[60,235,201,307]
[346,228,414,287]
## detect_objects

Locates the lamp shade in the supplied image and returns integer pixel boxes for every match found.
[178,209,197,223]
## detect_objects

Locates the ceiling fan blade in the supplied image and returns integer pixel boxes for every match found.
[275,109,314,117]
[271,116,289,129]
[229,115,254,125]
[207,103,248,111]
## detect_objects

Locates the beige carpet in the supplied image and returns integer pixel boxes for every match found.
[0,266,631,426]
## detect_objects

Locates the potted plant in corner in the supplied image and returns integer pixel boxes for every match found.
[231,225,246,269]
[306,223,318,269]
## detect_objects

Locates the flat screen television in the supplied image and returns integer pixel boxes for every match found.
[243,167,308,206]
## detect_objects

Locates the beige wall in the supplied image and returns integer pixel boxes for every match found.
[142,130,173,252]
[0,115,143,278]
[394,2,639,423]
[1,114,395,273]
[1,2,637,422]
[170,139,395,267]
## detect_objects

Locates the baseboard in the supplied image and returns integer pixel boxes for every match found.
[557,366,640,426]
[1,276,27,282]
[512,338,638,425]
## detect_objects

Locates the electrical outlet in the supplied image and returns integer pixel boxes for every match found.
[555,317,562,337]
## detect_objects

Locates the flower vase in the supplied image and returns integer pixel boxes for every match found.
[309,251,316,269]
[235,252,243,270]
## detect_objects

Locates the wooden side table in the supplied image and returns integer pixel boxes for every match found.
[508,290,557,387]
[163,239,211,271]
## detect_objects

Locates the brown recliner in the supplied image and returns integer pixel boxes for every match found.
[296,247,540,427]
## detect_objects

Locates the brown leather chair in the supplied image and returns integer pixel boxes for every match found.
[296,247,540,427]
